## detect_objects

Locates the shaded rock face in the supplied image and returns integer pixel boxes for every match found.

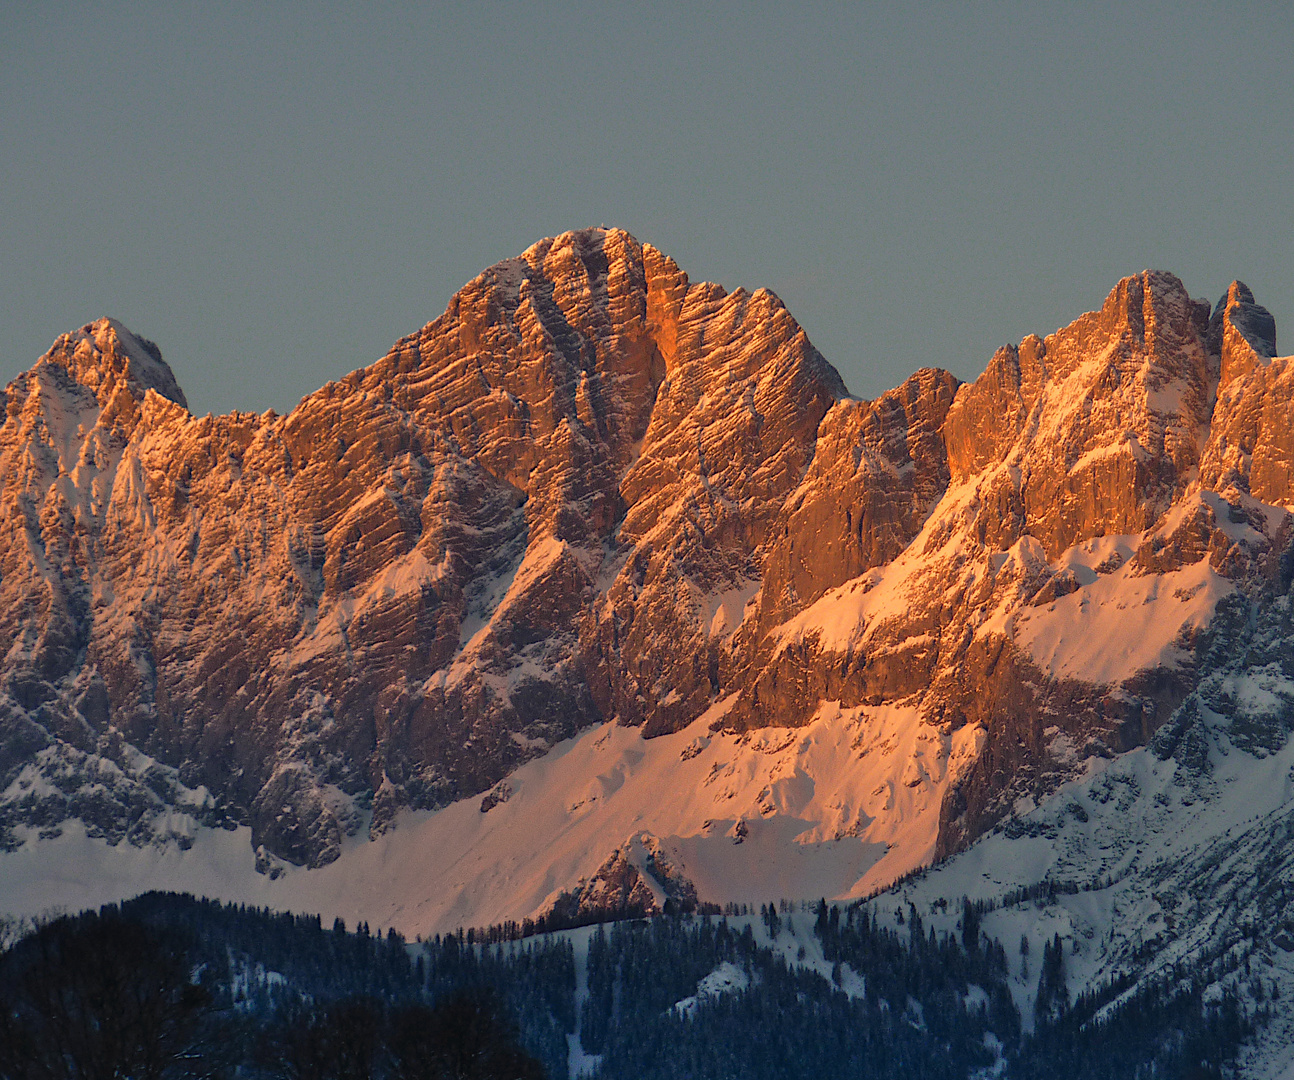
[1,237,1290,876]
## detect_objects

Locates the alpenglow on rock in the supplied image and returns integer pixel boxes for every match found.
[0,228,1288,883]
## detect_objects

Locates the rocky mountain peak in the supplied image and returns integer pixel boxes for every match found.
[731,269,1290,860]
[936,269,1219,559]
[1199,283,1289,502]
[0,228,852,868]
[1038,270,1209,383]
[1209,279,1278,389]
[36,317,189,412]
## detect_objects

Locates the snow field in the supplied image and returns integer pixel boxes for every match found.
[1,700,984,938]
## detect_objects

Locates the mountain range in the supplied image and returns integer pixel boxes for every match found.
[3,232,1293,1058]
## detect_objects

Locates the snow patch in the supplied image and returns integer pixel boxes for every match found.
[0,700,986,936]
[1012,555,1229,682]
[671,960,749,1017]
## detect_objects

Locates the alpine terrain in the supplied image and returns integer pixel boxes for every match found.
[4,227,1294,1073]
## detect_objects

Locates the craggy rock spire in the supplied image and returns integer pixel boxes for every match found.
[1200,282,1291,502]
[1209,280,1277,389]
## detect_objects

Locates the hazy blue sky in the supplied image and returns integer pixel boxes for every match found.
[3,2,1291,415]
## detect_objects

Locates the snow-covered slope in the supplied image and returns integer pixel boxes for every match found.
[859,573,1294,1071]
[0,700,980,934]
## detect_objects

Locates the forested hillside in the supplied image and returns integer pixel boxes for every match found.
[0,893,1255,1078]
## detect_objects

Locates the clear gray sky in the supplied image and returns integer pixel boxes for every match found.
[3,2,1291,415]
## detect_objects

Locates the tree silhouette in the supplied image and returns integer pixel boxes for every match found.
[262,997,385,1080]
[0,910,223,1080]
[388,991,545,1080]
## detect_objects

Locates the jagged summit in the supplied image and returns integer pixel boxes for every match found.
[0,228,846,869]
[367,225,843,421]
[1211,279,1277,357]
[34,316,189,411]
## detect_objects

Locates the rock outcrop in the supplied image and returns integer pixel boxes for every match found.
[544,832,702,925]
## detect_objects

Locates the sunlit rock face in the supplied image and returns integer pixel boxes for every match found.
[752,367,960,633]
[943,271,1216,554]
[0,229,1289,875]
[728,270,1290,853]
[0,229,843,866]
